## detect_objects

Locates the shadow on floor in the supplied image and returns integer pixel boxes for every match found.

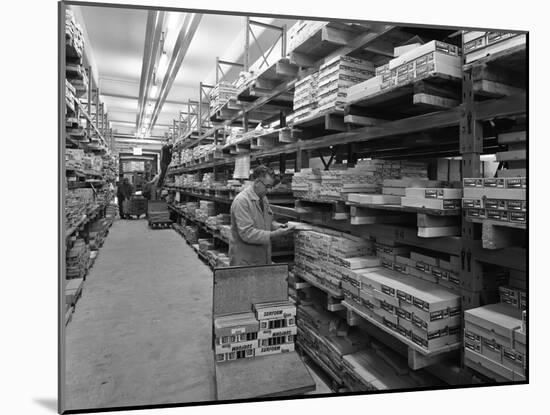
[34,398,57,413]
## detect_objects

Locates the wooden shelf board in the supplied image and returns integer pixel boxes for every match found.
[341,300,461,357]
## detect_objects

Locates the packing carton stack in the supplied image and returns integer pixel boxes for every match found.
[294,229,374,293]
[347,40,462,102]
[214,301,297,363]
[464,303,526,381]
[317,56,375,112]
[291,72,319,123]
[463,31,526,64]
[343,267,462,353]
[209,82,238,115]
[462,177,527,226]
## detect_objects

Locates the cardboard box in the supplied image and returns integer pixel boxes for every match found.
[215,339,259,354]
[497,169,526,178]
[255,343,295,357]
[465,34,526,64]
[498,131,526,144]
[257,326,298,340]
[463,187,526,200]
[389,40,461,70]
[410,252,440,267]
[506,177,527,189]
[401,197,461,210]
[254,301,296,321]
[406,188,463,199]
[214,312,260,338]
[464,348,525,381]
[463,178,484,188]
[481,337,504,363]
[464,303,523,348]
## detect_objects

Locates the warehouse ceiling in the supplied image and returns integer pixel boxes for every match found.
[70,4,296,141]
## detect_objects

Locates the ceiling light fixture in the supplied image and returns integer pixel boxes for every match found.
[158,51,168,78]
[150,84,159,99]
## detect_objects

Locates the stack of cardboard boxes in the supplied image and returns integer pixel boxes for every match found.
[347,40,462,102]
[463,31,526,64]
[462,177,527,226]
[215,301,296,363]
[342,266,462,353]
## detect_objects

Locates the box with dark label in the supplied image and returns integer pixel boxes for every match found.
[215,339,259,355]
[487,209,509,221]
[485,199,507,210]
[507,200,527,212]
[464,303,523,348]
[506,177,527,189]
[463,199,483,209]
[466,208,487,219]
[509,211,526,224]
[255,343,295,357]
[463,178,484,188]
[464,348,526,382]
[214,312,260,338]
[502,348,525,375]
[481,338,503,363]
[483,178,506,188]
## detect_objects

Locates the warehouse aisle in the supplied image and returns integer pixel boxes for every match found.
[65,219,215,411]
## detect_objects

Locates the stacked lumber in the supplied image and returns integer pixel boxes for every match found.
[65,9,84,58]
[291,168,322,199]
[464,31,526,64]
[347,40,462,101]
[66,238,91,280]
[294,229,374,294]
[317,56,375,112]
[65,188,96,230]
[209,82,238,115]
[464,303,526,381]
[297,305,367,384]
[348,160,429,204]
[291,73,319,122]
[342,342,443,391]
[287,20,328,53]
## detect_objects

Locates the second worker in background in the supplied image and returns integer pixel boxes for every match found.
[229,165,294,266]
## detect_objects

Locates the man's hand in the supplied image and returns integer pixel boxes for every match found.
[270,223,295,239]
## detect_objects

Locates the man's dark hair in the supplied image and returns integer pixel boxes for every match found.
[251,165,275,180]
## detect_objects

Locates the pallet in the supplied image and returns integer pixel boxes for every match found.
[346,72,461,120]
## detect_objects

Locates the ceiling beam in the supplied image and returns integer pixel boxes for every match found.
[150,13,203,130]
[136,10,165,129]
[101,92,189,106]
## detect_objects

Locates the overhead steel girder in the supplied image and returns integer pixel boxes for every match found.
[150,13,203,130]
[136,10,165,129]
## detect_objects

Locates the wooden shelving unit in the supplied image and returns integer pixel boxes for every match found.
[161,22,527,390]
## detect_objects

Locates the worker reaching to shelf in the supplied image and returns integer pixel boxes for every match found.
[143,143,173,201]
[229,165,294,266]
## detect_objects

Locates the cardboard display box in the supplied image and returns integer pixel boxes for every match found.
[401,197,461,210]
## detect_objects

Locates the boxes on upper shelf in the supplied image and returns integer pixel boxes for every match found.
[464,31,526,64]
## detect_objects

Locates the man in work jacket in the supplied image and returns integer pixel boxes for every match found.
[229,165,294,266]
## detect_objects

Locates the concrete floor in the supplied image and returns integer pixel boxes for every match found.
[64,219,215,411]
[64,219,330,411]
